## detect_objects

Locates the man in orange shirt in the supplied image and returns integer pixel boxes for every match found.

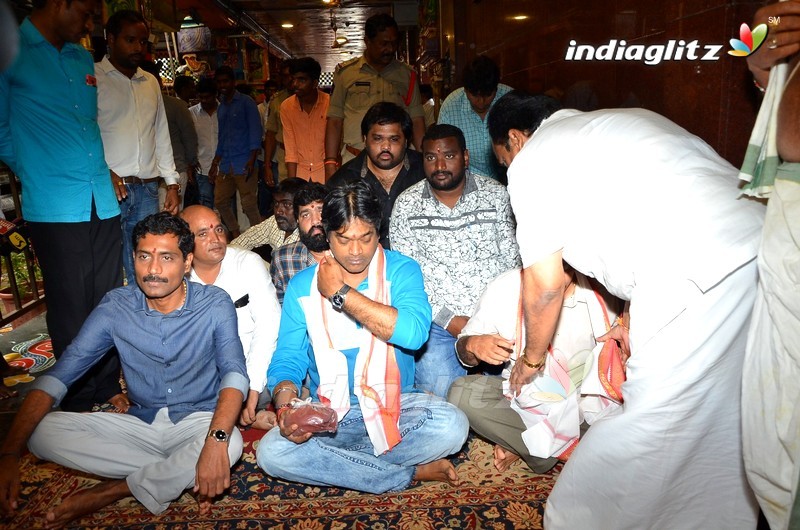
[280,58,329,184]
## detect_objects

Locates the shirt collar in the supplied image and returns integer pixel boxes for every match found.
[421,169,478,201]
[97,55,147,81]
[360,151,410,179]
[20,18,82,55]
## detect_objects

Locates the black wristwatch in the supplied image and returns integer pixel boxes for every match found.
[329,284,351,311]
[207,429,229,443]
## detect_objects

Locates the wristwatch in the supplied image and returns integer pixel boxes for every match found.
[166,183,181,193]
[207,429,229,443]
[329,284,351,311]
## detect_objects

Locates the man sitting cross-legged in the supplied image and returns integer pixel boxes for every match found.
[182,205,282,431]
[257,181,469,493]
[447,265,622,474]
[0,213,248,528]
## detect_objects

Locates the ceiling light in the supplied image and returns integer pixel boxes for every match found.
[335,35,348,44]
[281,23,293,28]
[512,15,529,21]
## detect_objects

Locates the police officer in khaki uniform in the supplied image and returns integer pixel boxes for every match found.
[324,13,425,180]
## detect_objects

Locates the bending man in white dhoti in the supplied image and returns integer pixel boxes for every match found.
[486,91,765,529]
[448,265,622,474]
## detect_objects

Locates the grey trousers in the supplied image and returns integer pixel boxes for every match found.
[28,407,243,514]
[447,374,558,474]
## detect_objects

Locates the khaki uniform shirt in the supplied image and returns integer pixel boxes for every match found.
[265,89,291,180]
[328,56,423,160]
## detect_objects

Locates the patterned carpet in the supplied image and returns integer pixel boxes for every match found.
[4,431,558,529]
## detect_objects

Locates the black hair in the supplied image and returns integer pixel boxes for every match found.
[322,180,382,235]
[274,177,307,198]
[487,90,562,146]
[132,212,194,260]
[173,75,195,95]
[215,65,235,81]
[419,83,433,100]
[196,77,216,95]
[264,80,279,91]
[293,182,329,220]
[364,13,398,40]
[463,55,500,97]
[138,59,159,78]
[423,123,466,152]
[105,9,146,39]
[360,102,412,143]
[290,57,322,82]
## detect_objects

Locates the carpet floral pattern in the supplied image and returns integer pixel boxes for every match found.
[4,433,558,529]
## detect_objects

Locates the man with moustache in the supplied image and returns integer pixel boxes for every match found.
[390,124,520,397]
[0,213,248,527]
[0,0,124,410]
[208,65,263,238]
[182,206,281,432]
[328,102,424,249]
[97,10,181,284]
[324,13,425,175]
[257,180,468,493]
[231,177,305,259]
[270,182,329,304]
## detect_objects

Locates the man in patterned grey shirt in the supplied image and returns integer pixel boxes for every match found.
[390,124,520,397]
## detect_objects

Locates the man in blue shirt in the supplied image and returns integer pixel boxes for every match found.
[257,181,468,493]
[0,0,124,412]
[208,65,263,238]
[438,56,513,183]
[0,213,248,527]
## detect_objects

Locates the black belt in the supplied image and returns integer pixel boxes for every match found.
[120,176,160,185]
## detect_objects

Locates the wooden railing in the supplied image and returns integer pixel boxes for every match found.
[0,165,45,328]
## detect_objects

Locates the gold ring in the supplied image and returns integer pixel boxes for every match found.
[769,37,779,49]
[117,181,123,185]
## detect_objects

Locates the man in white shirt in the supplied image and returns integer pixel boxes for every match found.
[486,91,765,529]
[189,78,219,209]
[96,10,181,282]
[181,205,282,431]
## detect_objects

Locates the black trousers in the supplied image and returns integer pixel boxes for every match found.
[27,203,124,411]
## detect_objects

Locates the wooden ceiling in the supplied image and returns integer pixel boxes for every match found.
[174,0,395,72]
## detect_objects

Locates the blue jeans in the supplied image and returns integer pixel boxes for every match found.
[195,173,215,209]
[120,181,159,283]
[256,393,468,494]
[415,323,467,398]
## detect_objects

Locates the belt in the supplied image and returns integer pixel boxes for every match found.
[345,144,361,157]
[120,176,160,186]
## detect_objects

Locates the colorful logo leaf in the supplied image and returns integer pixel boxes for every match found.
[728,23,768,57]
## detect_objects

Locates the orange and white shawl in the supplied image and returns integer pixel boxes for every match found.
[306,247,402,456]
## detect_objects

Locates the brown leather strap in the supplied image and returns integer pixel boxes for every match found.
[119,176,160,185]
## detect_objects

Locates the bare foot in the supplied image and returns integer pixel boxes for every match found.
[0,382,18,399]
[413,459,458,486]
[493,445,521,473]
[44,479,130,529]
[252,409,277,431]
[106,393,130,413]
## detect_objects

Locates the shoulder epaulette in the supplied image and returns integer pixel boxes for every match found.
[335,56,361,73]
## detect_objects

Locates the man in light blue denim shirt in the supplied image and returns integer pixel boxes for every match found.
[0,213,248,527]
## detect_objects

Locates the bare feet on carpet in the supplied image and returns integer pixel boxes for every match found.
[493,445,521,472]
[107,393,130,413]
[252,409,277,431]
[414,459,458,486]
[44,479,130,529]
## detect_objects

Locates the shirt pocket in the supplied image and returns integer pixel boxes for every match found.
[347,82,373,112]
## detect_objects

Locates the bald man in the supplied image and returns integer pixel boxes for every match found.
[181,206,281,430]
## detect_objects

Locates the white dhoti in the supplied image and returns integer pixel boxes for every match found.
[743,178,800,530]
[546,260,759,529]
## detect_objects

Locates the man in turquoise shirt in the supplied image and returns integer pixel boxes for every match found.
[0,0,124,411]
[438,56,512,183]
